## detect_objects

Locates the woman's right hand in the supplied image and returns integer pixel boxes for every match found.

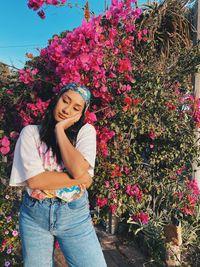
[55,113,82,131]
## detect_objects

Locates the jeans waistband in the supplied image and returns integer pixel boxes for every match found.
[24,189,88,204]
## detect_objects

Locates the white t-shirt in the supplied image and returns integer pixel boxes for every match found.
[9,123,96,197]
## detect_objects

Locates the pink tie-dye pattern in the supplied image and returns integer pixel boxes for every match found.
[36,142,64,172]
[30,138,86,201]
[30,142,74,200]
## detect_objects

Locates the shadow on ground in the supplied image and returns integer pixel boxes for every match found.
[54,225,145,267]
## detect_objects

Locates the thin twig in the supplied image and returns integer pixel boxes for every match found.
[0,61,20,71]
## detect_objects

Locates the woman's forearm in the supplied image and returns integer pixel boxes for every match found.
[26,171,91,190]
[55,125,89,178]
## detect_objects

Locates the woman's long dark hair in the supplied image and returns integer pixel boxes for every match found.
[39,89,87,164]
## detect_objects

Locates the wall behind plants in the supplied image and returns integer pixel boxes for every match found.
[1,0,200,266]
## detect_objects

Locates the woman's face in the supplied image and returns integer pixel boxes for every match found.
[53,90,85,122]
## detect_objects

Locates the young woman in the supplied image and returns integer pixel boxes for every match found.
[9,82,107,267]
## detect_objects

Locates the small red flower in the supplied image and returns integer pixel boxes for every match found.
[26,53,33,59]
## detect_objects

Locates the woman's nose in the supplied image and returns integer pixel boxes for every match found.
[62,106,71,115]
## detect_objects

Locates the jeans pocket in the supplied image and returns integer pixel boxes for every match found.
[67,193,89,210]
[22,194,38,209]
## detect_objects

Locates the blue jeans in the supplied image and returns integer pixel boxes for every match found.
[19,190,107,267]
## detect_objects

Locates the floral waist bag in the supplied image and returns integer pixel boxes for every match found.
[29,142,86,202]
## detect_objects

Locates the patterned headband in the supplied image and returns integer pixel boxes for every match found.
[60,82,91,109]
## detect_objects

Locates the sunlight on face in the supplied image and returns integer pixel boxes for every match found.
[53,90,85,122]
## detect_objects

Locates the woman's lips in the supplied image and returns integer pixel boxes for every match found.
[58,113,67,120]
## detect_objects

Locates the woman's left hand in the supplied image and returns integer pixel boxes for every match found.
[55,113,82,130]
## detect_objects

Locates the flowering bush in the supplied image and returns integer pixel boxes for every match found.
[1,0,200,265]
[27,0,67,19]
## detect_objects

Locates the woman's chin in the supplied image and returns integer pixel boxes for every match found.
[54,115,64,122]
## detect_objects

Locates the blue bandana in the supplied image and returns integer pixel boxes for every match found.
[61,82,91,109]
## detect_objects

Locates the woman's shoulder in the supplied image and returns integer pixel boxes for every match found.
[20,124,40,138]
[79,123,96,134]
[76,123,96,140]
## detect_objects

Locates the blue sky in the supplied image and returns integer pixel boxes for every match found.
[0,0,146,69]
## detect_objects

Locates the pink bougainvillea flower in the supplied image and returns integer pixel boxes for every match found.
[109,204,117,214]
[118,58,132,73]
[137,29,148,41]
[19,110,34,126]
[9,131,19,140]
[187,179,199,196]
[0,146,10,155]
[0,239,7,252]
[175,81,181,89]
[126,184,142,201]
[31,68,39,75]
[123,166,130,174]
[5,89,13,94]
[187,195,196,206]
[28,0,44,11]
[19,68,38,86]
[0,135,11,155]
[37,9,45,19]
[28,0,66,12]
[98,127,115,142]
[176,165,185,175]
[98,141,109,157]
[165,101,176,111]
[148,131,156,140]
[97,127,115,157]
[132,98,141,105]
[114,182,119,190]
[132,8,143,19]
[123,96,132,112]
[26,98,50,118]
[111,191,117,198]
[181,206,194,215]
[1,136,10,147]
[111,164,121,177]
[138,211,149,224]
[105,181,110,188]
[85,111,97,124]
[174,192,184,200]
[131,211,149,224]
[96,197,108,207]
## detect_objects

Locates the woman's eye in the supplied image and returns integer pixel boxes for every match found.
[63,99,68,104]
[74,108,80,111]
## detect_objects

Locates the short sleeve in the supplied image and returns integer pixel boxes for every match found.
[9,125,45,187]
[75,123,96,177]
